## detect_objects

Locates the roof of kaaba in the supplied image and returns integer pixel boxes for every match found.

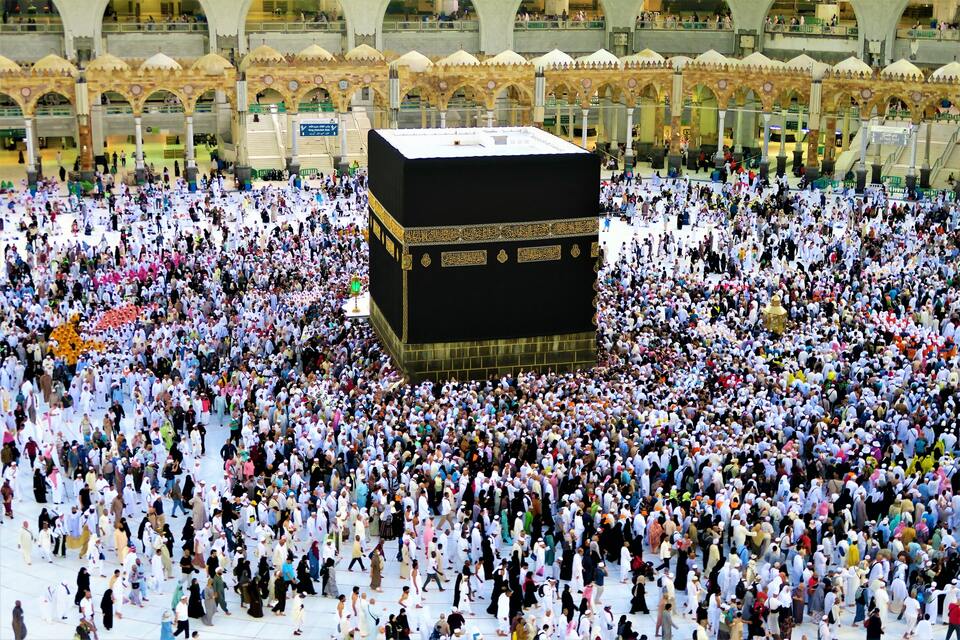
[374,127,588,160]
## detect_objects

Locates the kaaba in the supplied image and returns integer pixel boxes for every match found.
[367,127,599,382]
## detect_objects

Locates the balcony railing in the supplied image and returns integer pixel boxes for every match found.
[635,20,731,31]
[245,20,346,33]
[102,21,208,33]
[897,27,960,41]
[0,21,63,33]
[764,23,858,37]
[382,20,479,32]
[515,19,605,30]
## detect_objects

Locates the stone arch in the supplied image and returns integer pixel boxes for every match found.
[134,88,189,115]
[546,80,580,106]
[683,84,720,150]
[399,84,440,106]
[294,85,336,113]
[248,85,293,109]
[493,82,533,105]
[102,0,209,41]
[866,92,915,120]
[591,81,628,104]
[645,0,735,25]
[189,88,225,115]
[621,79,662,108]
[774,87,806,111]
[825,89,863,113]
[491,82,533,125]
[918,91,958,119]
[344,82,390,110]
[439,81,488,111]
[25,89,74,116]
[515,0,607,22]
[0,90,26,114]
[763,0,855,35]
[97,90,134,116]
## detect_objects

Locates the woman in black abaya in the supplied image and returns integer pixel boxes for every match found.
[187,577,205,618]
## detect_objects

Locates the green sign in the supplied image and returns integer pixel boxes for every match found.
[350,276,361,295]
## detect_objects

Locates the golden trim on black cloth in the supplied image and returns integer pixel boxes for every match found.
[368,191,598,248]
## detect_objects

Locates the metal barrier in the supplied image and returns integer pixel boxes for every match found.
[382,20,479,32]
[102,21,207,33]
[514,19,605,30]
[897,28,960,41]
[245,20,345,33]
[764,24,857,37]
[635,20,731,31]
[0,21,63,33]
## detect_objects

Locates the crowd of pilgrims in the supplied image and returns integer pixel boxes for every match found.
[1,166,960,640]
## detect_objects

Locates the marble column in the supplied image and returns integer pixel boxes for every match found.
[581,108,589,148]
[920,120,932,188]
[134,115,145,184]
[185,114,198,186]
[714,109,726,168]
[24,116,37,186]
[759,112,771,178]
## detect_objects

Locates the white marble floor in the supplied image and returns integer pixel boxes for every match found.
[0,185,938,640]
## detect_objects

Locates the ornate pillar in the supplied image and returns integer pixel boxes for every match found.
[581,107,589,148]
[75,78,94,182]
[714,109,726,168]
[389,68,400,129]
[624,105,635,169]
[821,116,836,178]
[185,114,198,188]
[905,122,919,195]
[805,90,821,182]
[235,77,252,190]
[533,69,545,128]
[920,120,932,188]
[776,108,788,177]
[440,111,447,129]
[841,108,851,150]
[24,116,37,187]
[733,105,744,159]
[567,104,574,142]
[486,110,494,127]
[554,100,561,137]
[855,118,869,193]
[337,110,349,174]
[134,115,146,184]
[871,119,883,186]
[687,100,700,171]
[667,69,683,175]
[792,105,805,176]
[652,98,665,169]
[286,111,300,176]
[759,112,771,178]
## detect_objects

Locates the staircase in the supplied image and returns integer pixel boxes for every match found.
[883,123,959,187]
[246,107,284,170]
[275,109,372,175]
[932,127,960,188]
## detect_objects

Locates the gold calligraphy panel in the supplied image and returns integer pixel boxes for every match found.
[517,245,562,263]
[441,250,488,267]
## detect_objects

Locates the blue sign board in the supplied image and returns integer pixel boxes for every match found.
[300,119,338,137]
